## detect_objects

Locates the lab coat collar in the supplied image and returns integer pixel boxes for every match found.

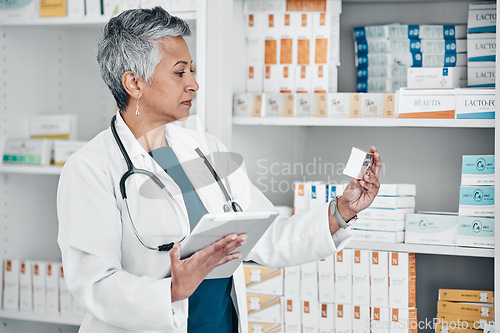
[113,112,202,160]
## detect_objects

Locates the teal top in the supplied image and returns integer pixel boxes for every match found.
[149,146,237,333]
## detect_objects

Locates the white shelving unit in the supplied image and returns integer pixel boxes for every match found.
[0,164,63,175]
[0,310,82,326]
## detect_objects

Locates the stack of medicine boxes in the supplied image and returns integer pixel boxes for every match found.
[347,184,416,243]
[293,181,337,215]
[435,289,494,333]
[458,155,495,248]
[354,24,467,93]
[467,3,496,88]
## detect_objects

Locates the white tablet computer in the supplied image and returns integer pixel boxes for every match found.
[163,210,279,279]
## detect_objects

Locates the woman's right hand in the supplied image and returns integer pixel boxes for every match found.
[169,233,247,302]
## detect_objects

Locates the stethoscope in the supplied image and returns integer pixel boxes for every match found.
[110,115,242,252]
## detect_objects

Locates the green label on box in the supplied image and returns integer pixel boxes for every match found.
[3,155,41,164]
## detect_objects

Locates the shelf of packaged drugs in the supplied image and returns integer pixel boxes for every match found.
[345,240,494,257]
[0,164,62,175]
[0,309,83,326]
[0,10,197,27]
[232,117,495,128]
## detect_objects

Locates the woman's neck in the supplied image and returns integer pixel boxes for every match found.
[120,108,168,152]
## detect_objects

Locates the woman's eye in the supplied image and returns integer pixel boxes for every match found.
[176,71,185,78]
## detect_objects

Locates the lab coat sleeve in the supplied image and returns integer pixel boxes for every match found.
[57,151,187,331]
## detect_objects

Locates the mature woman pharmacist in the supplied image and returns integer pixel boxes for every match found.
[57,6,381,333]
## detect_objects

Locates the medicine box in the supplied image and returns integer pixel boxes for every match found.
[358,208,414,221]
[29,114,77,140]
[468,3,497,33]
[309,183,328,209]
[302,300,319,333]
[0,0,37,20]
[300,261,318,301]
[407,67,466,89]
[54,140,87,166]
[19,261,33,312]
[263,65,280,92]
[389,253,416,308]
[455,90,495,120]
[389,24,467,40]
[32,262,47,313]
[405,213,458,245]
[295,66,312,93]
[3,138,53,165]
[335,249,353,304]
[435,324,480,333]
[319,303,335,333]
[294,93,316,117]
[356,52,466,68]
[352,249,370,306]
[343,147,373,179]
[233,93,263,117]
[293,182,309,215]
[247,65,263,93]
[46,263,59,314]
[371,196,416,209]
[312,66,328,94]
[459,186,495,217]
[2,259,20,310]
[436,312,489,331]
[357,66,407,81]
[354,219,406,232]
[317,255,335,304]
[439,289,494,304]
[467,62,495,88]
[248,322,283,333]
[278,65,295,93]
[244,263,283,296]
[59,265,73,314]
[378,184,417,197]
[247,294,282,323]
[360,93,385,118]
[457,216,495,248]
[437,300,494,321]
[467,33,496,62]
[370,251,389,307]
[396,88,456,119]
[284,265,301,299]
[353,305,371,333]
[371,307,390,333]
[336,304,353,333]
[327,93,350,117]
[284,298,301,333]
[351,230,405,243]
[462,155,495,186]
[390,308,418,333]
[263,93,287,117]
[355,39,466,54]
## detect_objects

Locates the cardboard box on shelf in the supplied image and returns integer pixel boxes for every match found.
[352,249,370,306]
[455,90,495,120]
[284,265,301,299]
[335,249,353,304]
[396,89,456,119]
[247,294,282,323]
[405,213,458,246]
[318,255,335,304]
[437,300,494,321]
[244,263,283,296]
[439,289,494,304]
[284,298,301,333]
[389,253,416,308]
[371,251,389,307]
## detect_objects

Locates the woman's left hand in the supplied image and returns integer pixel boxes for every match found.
[338,146,382,218]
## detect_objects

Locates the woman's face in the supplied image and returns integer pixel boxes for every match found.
[140,36,199,123]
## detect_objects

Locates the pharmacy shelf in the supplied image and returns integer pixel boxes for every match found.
[232,117,495,128]
[0,310,82,326]
[346,240,494,258]
[0,11,197,27]
[0,164,62,175]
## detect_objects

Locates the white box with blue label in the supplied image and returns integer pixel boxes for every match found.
[355,38,466,54]
[468,61,495,88]
[407,67,466,89]
[455,89,495,120]
[356,52,466,68]
[389,24,467,40]
[468,3,497,33]
[405,213,458,245]
[467,33,496,62]
[461,155,495,185]
[459,186,495,217]
[457,216,494,248]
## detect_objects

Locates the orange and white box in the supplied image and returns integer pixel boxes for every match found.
[294,92,316,117]
[318,255,335,304]
[360,93,385,118]
[247,65,263,93]
[309,182,328,208]
[2,259,20,310]
[335,249,353,304]
[302,300,319,332]
[290,12,313,39]
[371,251,389,307]
[264,13,282,39]
[280,36,295,65]
[300,261,318,301]
[247,38,264,67]
[32,262,47,313]
[19,260,33,312]
[281,13,294,41]
[245,14,263,39]
[247,294,282,323]
[390,308,417,333]
[59,265,73,314]
[336,304,353,333]
[437,301,494,321]
[284,298,301,333]
[389,253,416,308]
[234,93,263,118]
[278,65,295,93]
[263,65,280,93]
[372,307,390,333]
[315,93,328,117]
[264,92,294,117]
[396,88,456,119]
[439,289,493,304]
[293,182,309,214]
[284,265,301,299]
[353,305,371,333]
[327,93,350,117]
[297,38,312,65]
[248,322,283,333]
[312,12,331,38]
[319,303,335,333]
[295,66,313,93]
[265,38,279,66]
[312,65,329,93]
[313,37,329,64]
[46,263,59,314]
[352,250,370,306]
[244,263,283,296]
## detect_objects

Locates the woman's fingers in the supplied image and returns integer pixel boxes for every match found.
[369,146,382,179]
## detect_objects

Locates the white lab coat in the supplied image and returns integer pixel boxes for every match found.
[57,112,352,333]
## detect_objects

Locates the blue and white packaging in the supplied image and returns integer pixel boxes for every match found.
[309,182,329,208]
[357,66,407,81]
[461,155,495,185]
[358,208,414,221]
[356,38,466,55]
[356,79,405,93]
[405,213,458,245]
[354,219,405,232]
[391,25,467,40]
[467,62,495,88]
[468,3,497,33]
[467,33,496,62]
[354,24,397,40]
[459,186,495,217]
[407,67,467,89]
[455,89,495,120]
[457,216,495,248]
[356,52,466,68]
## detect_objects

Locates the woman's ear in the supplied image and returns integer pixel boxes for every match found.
[122,71,142,99]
